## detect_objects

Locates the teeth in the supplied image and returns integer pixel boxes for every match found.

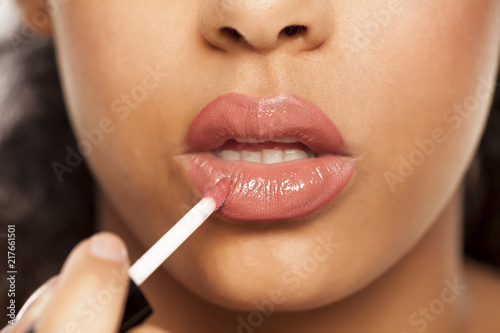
[218,149,312,164]
[284,149,308,161]
[235,138,299,144]
[241,150,262,163]
[220,150,241,161]
[262,149,284,164]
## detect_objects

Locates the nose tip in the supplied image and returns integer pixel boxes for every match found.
[200,0,333,53]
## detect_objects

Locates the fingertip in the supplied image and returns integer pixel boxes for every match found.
[59,232,129,278]
[34,233,132,333]
[89,232,128,264]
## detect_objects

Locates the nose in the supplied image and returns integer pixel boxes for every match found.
[200,0,333,53]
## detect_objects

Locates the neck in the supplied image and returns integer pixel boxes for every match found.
[97,185,467,333]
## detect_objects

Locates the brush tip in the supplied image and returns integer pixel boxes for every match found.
[204,177,232,210]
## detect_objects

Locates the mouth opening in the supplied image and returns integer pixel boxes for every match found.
[214,138,317,164]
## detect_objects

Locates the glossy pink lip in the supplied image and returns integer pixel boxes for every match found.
[179,93,355,221]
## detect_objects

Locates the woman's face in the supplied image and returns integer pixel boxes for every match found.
[42,0,499,310]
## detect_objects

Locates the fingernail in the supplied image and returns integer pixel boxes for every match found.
[89,233,127,264]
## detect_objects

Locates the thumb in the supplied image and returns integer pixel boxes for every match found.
[36,232,130,333]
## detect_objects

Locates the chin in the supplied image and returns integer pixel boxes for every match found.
[166,252,369,312]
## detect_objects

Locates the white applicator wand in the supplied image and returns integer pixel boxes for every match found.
[119,177,232,332]
[129,177,231,285]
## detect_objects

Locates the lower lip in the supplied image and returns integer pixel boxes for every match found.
[178,153,356,221]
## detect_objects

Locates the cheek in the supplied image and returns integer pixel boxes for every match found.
[341,0,499,222]
[51,0,196,149]
[342,0,499,291]
[50,0,202,222]
[389,2,496,199]
[50,1,210,246]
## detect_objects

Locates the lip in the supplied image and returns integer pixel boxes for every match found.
[178,93,355,221]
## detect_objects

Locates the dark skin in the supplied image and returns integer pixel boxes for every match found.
[4,0,500,332]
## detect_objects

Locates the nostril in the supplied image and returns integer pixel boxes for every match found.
[281,25,307,37]
[220,27,242,40]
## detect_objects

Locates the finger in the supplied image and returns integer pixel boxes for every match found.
[36,232,130,333]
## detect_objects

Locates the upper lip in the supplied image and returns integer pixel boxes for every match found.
[185,93,348,156]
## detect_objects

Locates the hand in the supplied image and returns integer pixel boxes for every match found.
[1,232,166,333]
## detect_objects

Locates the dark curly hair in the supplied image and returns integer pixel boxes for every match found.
[0,34,499,314]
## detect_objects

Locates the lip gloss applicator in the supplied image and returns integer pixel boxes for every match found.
[129,177,232,285]
[21,177,231,333]
[120,177,232,332]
